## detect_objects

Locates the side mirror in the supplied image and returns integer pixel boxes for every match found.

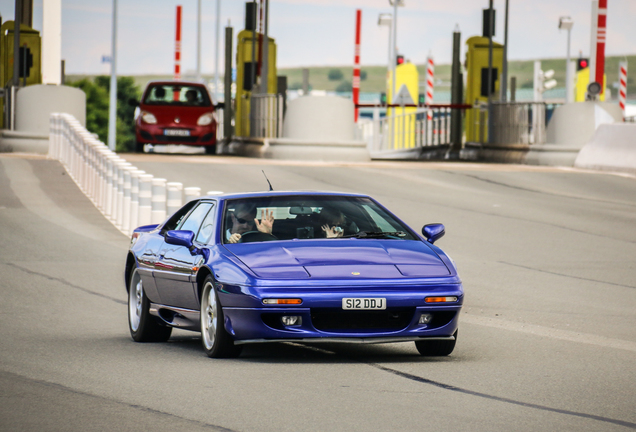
[128,98,139,107]
[215,102,225,109]
[165,230,194,248]
[422,223,445,244]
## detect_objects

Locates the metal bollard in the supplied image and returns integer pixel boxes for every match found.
[166,182,183,217]
[137,174,154,227]
[129,170,145,234]
[151,178,167,224]
[184,187,201,202]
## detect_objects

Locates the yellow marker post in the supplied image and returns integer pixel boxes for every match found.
[575,68,606,102]
[386,62,418,149]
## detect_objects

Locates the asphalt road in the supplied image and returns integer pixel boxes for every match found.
[1,153,635,431]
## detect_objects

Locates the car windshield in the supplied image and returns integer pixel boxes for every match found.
[222,196,417,244]
[143,84,212,107]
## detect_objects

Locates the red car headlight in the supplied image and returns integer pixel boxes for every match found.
[197,112,216,126]
[140,111,157,124]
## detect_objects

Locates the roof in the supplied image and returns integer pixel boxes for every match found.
[200,190,370,201]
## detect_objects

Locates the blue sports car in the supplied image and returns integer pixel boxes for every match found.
[125,191,463,358]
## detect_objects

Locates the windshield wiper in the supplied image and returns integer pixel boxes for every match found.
[343,231,407,239]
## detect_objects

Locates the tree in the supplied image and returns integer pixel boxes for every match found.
[68,76,141,152]
[360,70,367,81]
[328,69,344,81]
[335,80,352,93]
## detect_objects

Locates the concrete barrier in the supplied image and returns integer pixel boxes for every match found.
[166,182,184,217]
[574,123,636,174]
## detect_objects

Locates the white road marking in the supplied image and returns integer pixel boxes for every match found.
[462,313,636,352]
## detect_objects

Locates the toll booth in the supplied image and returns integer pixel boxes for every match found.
[235,29,277,138]
[575,68,607,102]
[464,36,503,143]
[386,61,418,149]
[0,21,42,128]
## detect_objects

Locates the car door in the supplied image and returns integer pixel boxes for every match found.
[154,201,215,309]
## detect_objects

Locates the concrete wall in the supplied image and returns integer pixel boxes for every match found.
[16,85,85,134]
[283,95,355,142]
[545,102,622,147]
[574,123,636,174]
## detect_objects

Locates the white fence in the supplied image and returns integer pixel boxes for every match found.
[49,113,220,236]
[362,107,453,153]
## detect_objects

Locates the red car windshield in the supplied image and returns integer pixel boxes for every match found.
[143,84,212,107]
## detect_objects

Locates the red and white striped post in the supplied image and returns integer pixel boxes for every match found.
[425,55,434,120]
[619,61,627,118]
[174,5,182,80]
[353,9,362,122]
[594,0,607,94]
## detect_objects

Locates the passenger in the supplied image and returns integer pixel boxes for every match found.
[226,203,274,244]
[185,89,198,105]
[154,86,166,101]
[320,207,346,238]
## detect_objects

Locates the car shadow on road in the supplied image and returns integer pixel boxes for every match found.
[163,333,462,364]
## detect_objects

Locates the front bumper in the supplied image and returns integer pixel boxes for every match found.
[223,304,461,343]
[135,124,216,145]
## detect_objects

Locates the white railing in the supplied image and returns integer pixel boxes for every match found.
[49,113,220,236]
[242,93,284,138]
[366,107,453,153]
[490,102,547,145]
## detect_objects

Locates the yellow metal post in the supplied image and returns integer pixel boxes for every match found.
[235,30,277,138]
[464,36,503,143]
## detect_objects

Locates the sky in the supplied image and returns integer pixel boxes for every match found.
[1,0,635,75]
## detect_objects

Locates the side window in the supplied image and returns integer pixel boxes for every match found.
[178,203,213,237]
[196,204,217,244]
[161,200,198,234]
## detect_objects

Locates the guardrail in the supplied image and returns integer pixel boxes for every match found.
[49,113,220,236]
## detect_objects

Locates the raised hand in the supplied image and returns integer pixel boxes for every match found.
[255,209,274,234]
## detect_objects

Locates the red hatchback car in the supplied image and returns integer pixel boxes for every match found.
[133,81,218,154]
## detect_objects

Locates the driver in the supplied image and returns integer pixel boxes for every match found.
[226,203,274,244]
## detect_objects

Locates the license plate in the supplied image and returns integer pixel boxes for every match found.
[164,129,190,136]
[342,298,386,310]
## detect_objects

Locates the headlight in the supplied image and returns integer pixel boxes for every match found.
[141,111,157,124]
[197,112,216,126]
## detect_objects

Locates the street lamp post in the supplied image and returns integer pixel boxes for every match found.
[559,16,574,103]
[108,0,118,151]
[377,13,392,79]
[389,0,404,102]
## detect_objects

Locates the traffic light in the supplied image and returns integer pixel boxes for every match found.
[418,93,426,105]
[380,92,387,105]
[576,58,589,71]
[396,55,404,66]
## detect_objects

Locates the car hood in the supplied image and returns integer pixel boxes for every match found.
[224,240,450,279]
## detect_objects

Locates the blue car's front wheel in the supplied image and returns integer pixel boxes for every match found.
[200,275,242,358]
[415,330,458,357]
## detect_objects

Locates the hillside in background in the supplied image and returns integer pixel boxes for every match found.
[68,55,635,101]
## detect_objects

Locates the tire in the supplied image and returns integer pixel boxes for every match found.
[135,141,145,153]
[204,144,216,155]
[415,330,457,356]
[200,275,242,358]
[128,267,172,342]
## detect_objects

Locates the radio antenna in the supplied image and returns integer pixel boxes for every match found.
[262,170,274,191]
